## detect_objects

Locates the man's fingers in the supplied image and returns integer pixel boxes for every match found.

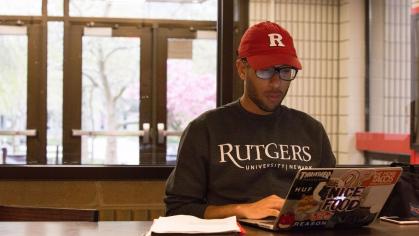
[268,209,280,217]
[266,201,282,209]
[264,198,285,209]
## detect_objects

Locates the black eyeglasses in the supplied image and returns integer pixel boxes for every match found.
[241,58,298,81]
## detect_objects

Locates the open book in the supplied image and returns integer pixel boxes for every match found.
[146,215,242,235]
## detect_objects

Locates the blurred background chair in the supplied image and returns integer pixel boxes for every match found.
[0,205,99,221]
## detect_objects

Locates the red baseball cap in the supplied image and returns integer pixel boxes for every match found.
[238,21,302,70]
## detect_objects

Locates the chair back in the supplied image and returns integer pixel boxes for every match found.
[0,205,99,221]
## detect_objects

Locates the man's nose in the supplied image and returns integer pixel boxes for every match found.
[269,72,282,88]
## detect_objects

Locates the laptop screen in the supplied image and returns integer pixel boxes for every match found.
[276,167,402,230]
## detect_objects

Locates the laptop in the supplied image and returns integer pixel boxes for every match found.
[239,167,402,231]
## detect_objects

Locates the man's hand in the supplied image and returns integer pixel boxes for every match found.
[204,195,285,219]
[237,195,285,219]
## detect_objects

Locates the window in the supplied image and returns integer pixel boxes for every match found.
[47,22,64,164]
[0,0,42,16]
[0,0,217,166]
[0,22,45,164]
[3,0,413,169]
[69,0,217,20]
[0,26,28,164]
[166,34,217,160]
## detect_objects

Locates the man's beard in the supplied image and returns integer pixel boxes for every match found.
[246,78,287,113]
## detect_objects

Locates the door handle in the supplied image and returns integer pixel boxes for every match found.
[157,123,183,144]
[0,130,37,136]
[71,122,150,144]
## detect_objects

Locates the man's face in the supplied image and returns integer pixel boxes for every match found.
[238,60,292,114]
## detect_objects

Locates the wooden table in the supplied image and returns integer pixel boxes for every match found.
[0,221,417,236]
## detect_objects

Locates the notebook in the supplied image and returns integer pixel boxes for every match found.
[239,167,402,231]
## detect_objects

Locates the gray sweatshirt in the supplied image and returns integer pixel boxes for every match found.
[165,100,336,218]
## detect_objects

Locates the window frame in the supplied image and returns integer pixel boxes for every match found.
[0,0,245,179]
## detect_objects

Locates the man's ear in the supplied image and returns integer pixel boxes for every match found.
[236,59,246,81]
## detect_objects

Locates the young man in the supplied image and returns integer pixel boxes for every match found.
[165,21,336,219]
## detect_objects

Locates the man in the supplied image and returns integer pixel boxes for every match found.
[165,21,336,220]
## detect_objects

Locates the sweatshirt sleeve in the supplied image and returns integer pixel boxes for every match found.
[319,123,337,168]
[164,119,209,218]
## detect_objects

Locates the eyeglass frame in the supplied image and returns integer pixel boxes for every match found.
[240,58,298,81]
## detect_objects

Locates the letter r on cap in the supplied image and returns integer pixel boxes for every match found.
[268,33,285,47]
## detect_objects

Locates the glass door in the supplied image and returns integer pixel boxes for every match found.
[81,31,141,164]
[0,23,45,164]
[0,25,28,164]
[63,23,217,165]
[63,24,152,165]
[156,29,217,163]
